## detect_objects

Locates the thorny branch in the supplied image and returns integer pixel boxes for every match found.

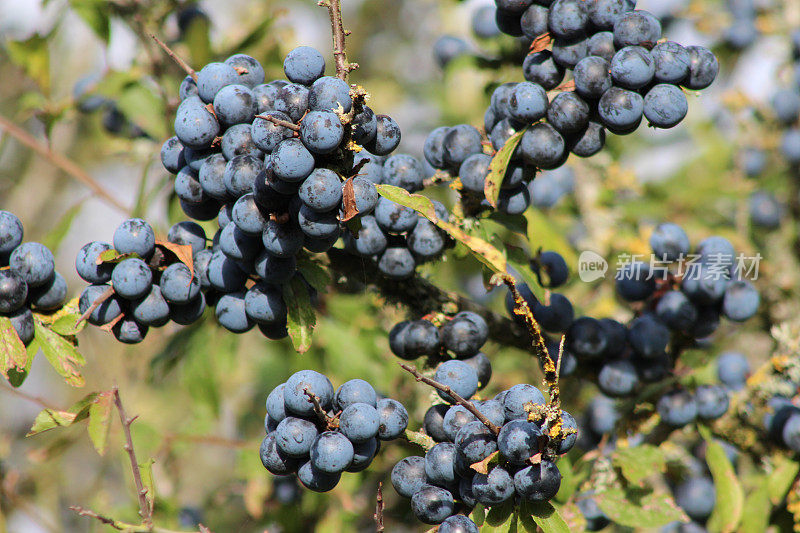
[113,387,153,528]
[399,363,502,435]
[318,0,358,81]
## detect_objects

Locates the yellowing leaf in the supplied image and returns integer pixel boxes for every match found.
[34,320,86,387]
[26,393,98,436]
[484,129,525,208]
[374,184,438,221]
[0,316,27,381]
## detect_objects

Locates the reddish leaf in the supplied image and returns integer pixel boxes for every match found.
[341,177,359,222]
[155,240,194,277]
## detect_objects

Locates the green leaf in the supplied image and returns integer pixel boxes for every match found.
[40,297,85,336]
[523,501,571,533]
[117,83,167,140]
[296,257,332,293]
[484,129,525,208]
[741,477,771,533]
[471,504,486,527]
[485,499,514,527]
[596,487,688,529]
[375,184,508,274]
[0,316,28,382]
[374,184,438,220]
[612,444,666,485]
[34,320,86,387]
[699,426,744,533]
[87,390,114,455]
[6,35,50,94]
[139,458,156,514]
[768,455,800,505]
[26,393,98,436]
[283,276,317,353]
[70,0,110,42]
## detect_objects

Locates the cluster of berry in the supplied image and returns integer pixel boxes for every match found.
[260,370,408,492]
[0,211,68,345]
[393,379,575,528]
[506,224,759,397]
[342,152,453,279]
[425,1,719,214]
[76,218,210,343]
[156,47,413,329]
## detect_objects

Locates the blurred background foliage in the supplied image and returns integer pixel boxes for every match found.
[1,0,800,531]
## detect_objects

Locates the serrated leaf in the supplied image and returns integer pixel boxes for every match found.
[699,426,744,533]
[485,129,525,208]
[117,83,167,139]
[0,316,28,381]
[87,390,114,455]
[402,429,436,452]
[523,501,571,533]
[596,487,688,529]
[374,184,438,221]
[296,258,331,293]
[34,320,86,387]
[768,455,800,504]
[26,393,98,436]
[612,444,666,485]
[70,0,110,42]
[485,499,514,527]
[283,276,316,353]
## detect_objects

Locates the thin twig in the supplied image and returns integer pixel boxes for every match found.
[70,506,126,530]
[113,387,154,528]
[150,34,197,81]
[0,114,131,214]
[399,363,501,435]
[254,114,301,132]
[76,285,117,327]
[303,388,338,430]
[318,0,358,81]
[374,482,384,533]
